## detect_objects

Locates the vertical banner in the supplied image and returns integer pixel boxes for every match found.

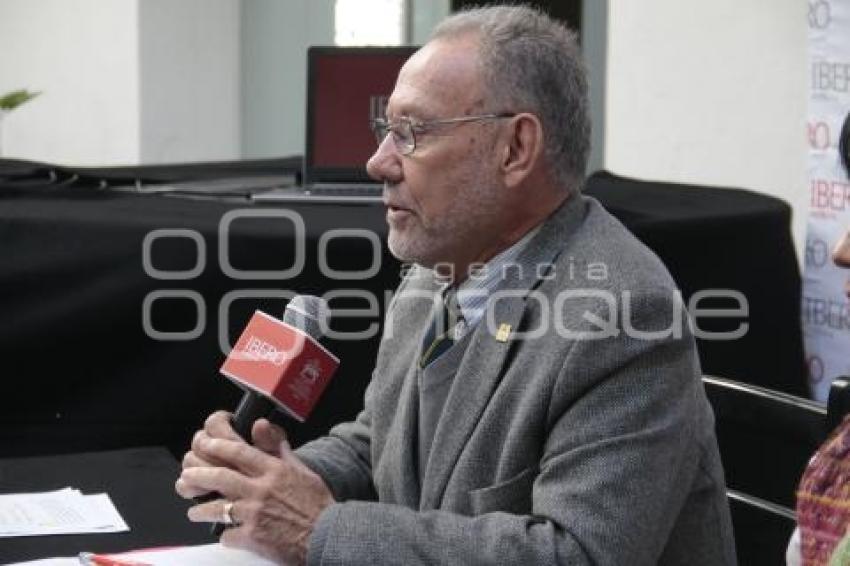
[804,0,850,401]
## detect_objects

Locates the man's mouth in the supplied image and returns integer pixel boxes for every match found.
[385,201,411,213]
[386,203,414,222]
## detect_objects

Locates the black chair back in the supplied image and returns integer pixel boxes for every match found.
[702,375,850,566]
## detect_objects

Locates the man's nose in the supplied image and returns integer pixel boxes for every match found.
[833,230,850,269]
[366,135,403,184]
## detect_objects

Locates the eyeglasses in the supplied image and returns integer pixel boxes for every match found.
[370,112,516,156]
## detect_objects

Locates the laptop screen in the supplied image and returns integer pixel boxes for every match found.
[305,46,418,184]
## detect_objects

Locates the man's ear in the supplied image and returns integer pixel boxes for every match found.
[501,113,544,188]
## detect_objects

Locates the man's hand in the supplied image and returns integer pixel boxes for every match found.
[175,412,335,565]
[178,411,286,494]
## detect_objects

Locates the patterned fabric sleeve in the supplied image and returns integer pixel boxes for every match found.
[797,416,850,565]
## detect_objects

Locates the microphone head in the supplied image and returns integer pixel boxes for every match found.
[283,295,330,341]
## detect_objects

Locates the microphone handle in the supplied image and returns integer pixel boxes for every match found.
[198,391,276,536]
[230,391,276,441]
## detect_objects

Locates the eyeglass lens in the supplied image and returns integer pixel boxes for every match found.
[373,120,414,155]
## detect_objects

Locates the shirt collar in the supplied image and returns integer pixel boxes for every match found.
[443,225,541,328]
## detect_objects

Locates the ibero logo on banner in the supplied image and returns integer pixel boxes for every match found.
[804,0,850,401]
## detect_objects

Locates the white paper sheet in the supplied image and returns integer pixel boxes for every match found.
[4,543,281,566]
[0,488,128,537]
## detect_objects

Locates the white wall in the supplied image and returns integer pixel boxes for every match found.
[0,0,140,165]
[138,0,241,164]
[409,0,451,45]
[0,0,241,165]
[599,0,809,259]
[582,0,608,174]
[240,0,335,159]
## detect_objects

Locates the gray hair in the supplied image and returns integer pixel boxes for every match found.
[431,5,590,192]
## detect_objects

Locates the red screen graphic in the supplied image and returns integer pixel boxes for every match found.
[312,53,412,168]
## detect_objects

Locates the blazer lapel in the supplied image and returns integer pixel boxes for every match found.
[419,195,587,510]
[380,359,422,507]
[376,268,440,507]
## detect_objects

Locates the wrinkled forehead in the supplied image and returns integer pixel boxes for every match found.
[386,36,487,119]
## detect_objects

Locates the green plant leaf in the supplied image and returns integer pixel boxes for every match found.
[0,89,41,111]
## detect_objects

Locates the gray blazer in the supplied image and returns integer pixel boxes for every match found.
[298,195,736,565]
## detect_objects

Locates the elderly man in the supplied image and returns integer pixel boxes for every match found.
[176,6,735,565]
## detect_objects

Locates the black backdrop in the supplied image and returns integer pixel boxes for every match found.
[0,159,807,458]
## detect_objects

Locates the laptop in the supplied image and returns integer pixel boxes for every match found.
[254,45,419,204]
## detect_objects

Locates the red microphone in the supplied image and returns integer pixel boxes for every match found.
[222,295,339,440]
[201,295,339,534]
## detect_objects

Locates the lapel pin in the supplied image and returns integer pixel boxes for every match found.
[495,323,511,342]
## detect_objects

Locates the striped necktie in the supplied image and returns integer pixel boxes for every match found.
[419,288,463,368]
